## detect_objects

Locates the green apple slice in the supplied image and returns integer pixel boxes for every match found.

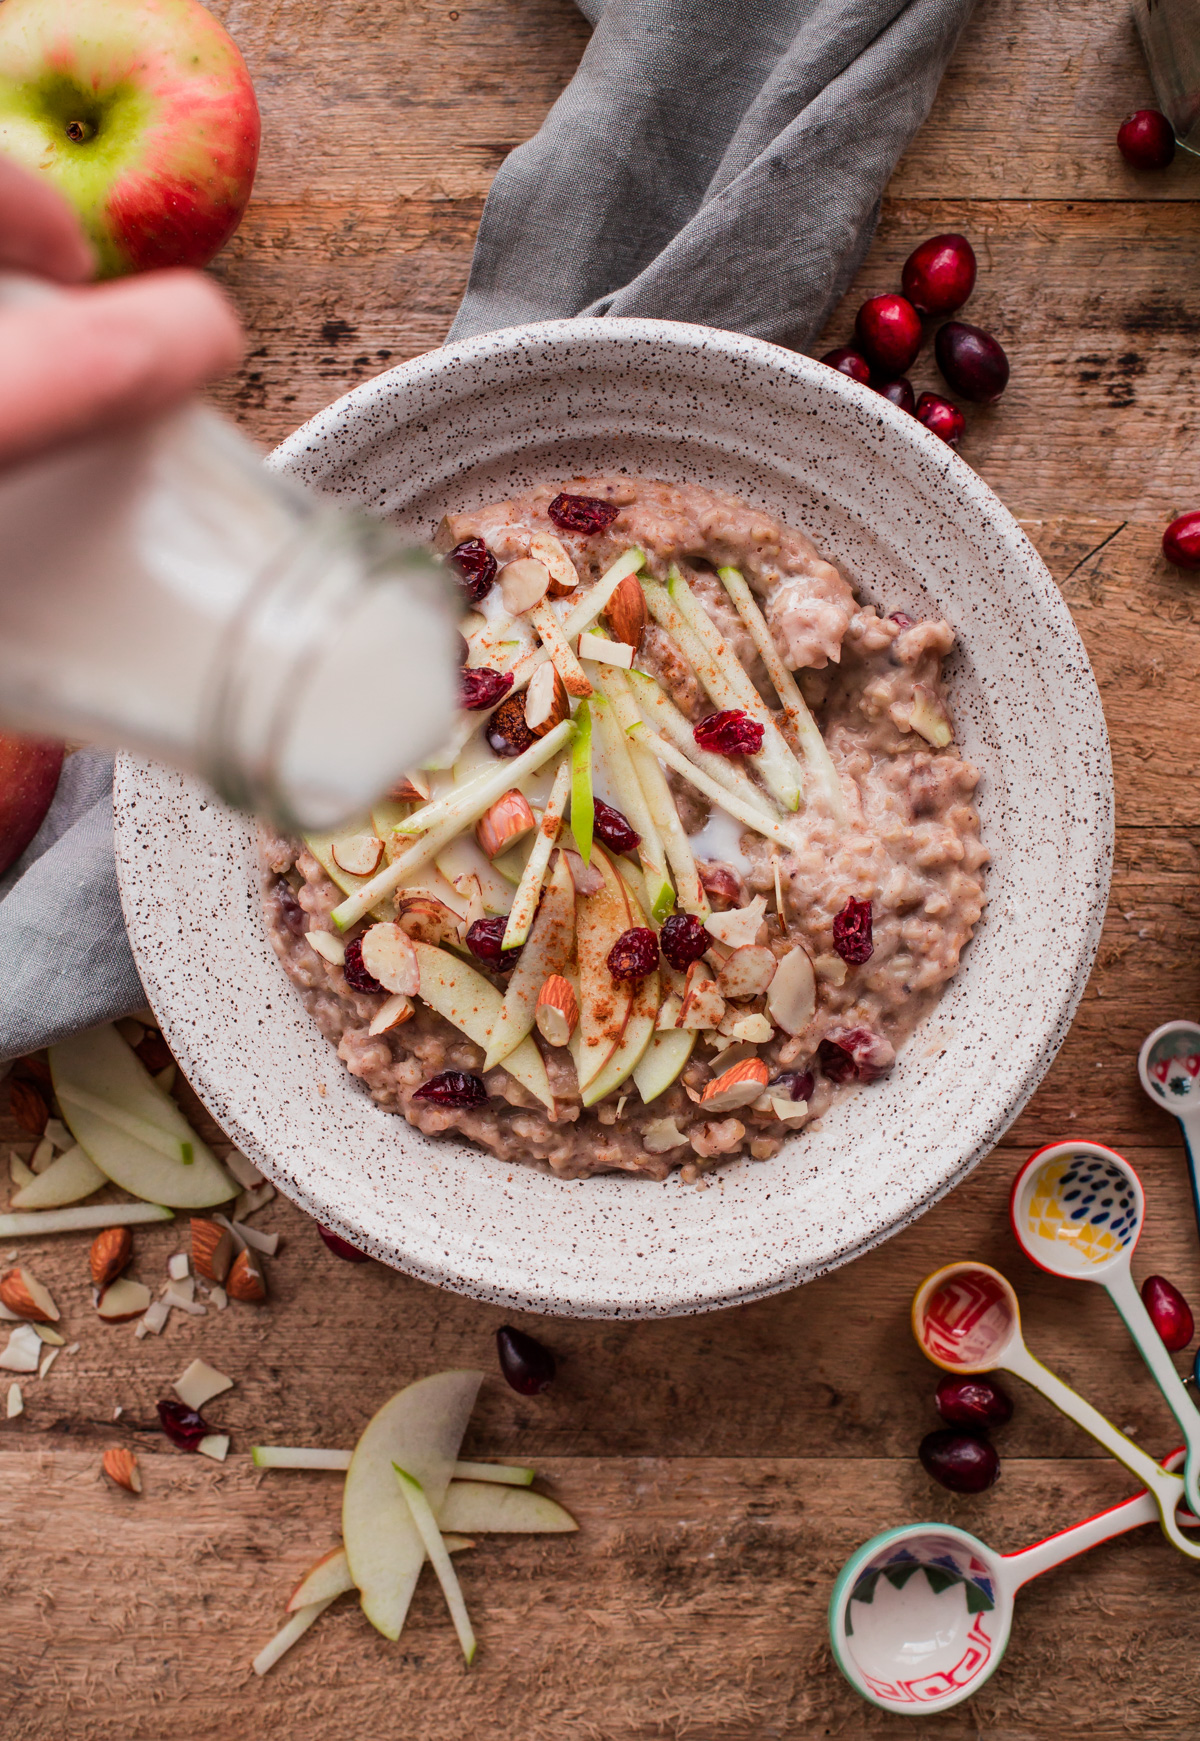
[394,1465,477,1665]
[50,1026,236,1209]
[586,664,675,920]
[581,965,658,1107]
[502,757,571,949]
[627,723,802,852]
[571,846,634,1091]
[0,1202,173,1238]
[9,1144,105,1210]
[342,1369,482,1640]
[305,828,395,923]
[55,1083,192,1165]
[288,1545,356,1611]
[487,853,575,1067]
[253,1598,338,1677]
[715,566,846,823]
[412,942,553,1112]
[632,1027,696,1104]
[625,669,782,822]
[450,1460,536,1487]
[434,834,513,916]
[438,1481,578,1535]
[252,1448,535,1485]
[570,700,595,863]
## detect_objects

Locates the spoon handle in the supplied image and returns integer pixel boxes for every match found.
[1176,1109,1200,1246]
[1003,1486,1160,1591]
[1105,1264,1200,1510]
[1003,1341,1174,1494]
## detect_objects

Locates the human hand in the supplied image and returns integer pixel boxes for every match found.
[0,155,244,470]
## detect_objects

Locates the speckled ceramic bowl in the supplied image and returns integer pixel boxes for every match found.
[113,318,1112,1319]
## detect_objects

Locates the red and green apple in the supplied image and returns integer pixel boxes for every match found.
[0,731,62,876]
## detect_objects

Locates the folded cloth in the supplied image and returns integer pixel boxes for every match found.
[450,0,977,350]
[0,752,144,1063]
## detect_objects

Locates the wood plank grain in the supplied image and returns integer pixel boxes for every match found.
[0,1449,1195,1740]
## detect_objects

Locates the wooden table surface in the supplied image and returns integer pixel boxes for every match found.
[5,1,1200,1735]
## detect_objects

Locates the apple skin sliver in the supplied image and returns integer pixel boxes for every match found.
[486,852,575,1070]
[50,1026,236,1210]
[571,845,634,1093]
[394,1465,477,1666]
[252,1597,337,1677]
[9,1145,105,1211]
[252,1447,536,1487]
[500,757,571,950]
[342,1369,483,1641]
[438,1481,578,1535]
[0,1202,173,1238]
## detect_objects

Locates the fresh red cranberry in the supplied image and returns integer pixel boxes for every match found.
[318,1224,372,1264]
[916,392,966,447]
[1163,511,1200,570]
[274,879,308,936]
[901,232,977,315]
[461,666,513,711]
[694,710,764,757]
[819,1028,894,1084]
[1143,1275,1194,1351]
[497,1324,556,1394]
[413,1071,488,1109]
[465,916,520,967]
[854,294,923,376]
[659,912,709,971]
[919,1428,1000,1494]
[486,693,537,757]
[448,537,497,603]
[548,493,620,535]
[157,1398,211,1451]
[820,346,872,385]
[876,377,916,414]
[935,321,1009,404]
[935,1375,1014,1430]
[607,926,659,981]
[343,937,384,994]
[832,897,873,965]
[1118,108,1175,170]
[593,799,641,856]
[770,1070,814,1103]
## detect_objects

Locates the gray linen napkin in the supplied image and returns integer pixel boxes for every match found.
[0,0,974,1060]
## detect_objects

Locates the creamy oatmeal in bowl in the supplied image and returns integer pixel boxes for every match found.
[261,473,987,1182]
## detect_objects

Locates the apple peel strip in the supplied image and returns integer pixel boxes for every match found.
[395,1465,477,1665]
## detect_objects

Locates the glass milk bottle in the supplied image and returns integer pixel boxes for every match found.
[0,283,457,831]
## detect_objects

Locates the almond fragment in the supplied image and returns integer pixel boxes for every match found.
[6,1381,22,1417]
[190,1219,234,1285]
[578,630,633,668]
[388,770,431,802]
[359,922,420,996]
[0,1268,59,1323]
[535,975,579,1047]
[394,894,463,948]
[227,1247,268,1304]
[717,1011,774,1044]
[174,1357,234,1412]
[369,993,413,1036]
[30,1136,54,1174]
[499,557,551,615]
[0,1325,41,1371]
[704,896,768,949]
[529,532,580,597]
[102,1446,142,1494]
[225,1150,265,1190]
[766,946,817,1036]
[679,962,726,1032]
[524,661,570,737]
[700,1057,769,1113]
[97,1277,152,1323]
[643,1116,689,1155]
[8,1081,47,1137]
[331,833,385,877]
[602,573,648,648]
[477,790,536,860]
[306,930,346,966]
[89,1226,133,1290]
[716,945,777,1001]
[561,847,604,897]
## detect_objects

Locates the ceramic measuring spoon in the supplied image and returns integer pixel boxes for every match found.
[911,1262,1200,1558]
[1138,1020,1200,1243]
[829,1449,1194,1716]
[1010,1140,1200,1516]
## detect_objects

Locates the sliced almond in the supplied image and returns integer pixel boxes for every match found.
[643,1116,689,1155]
[359,922,420,996]
[135,1298,171,1338]
[679,962,726,1032]
[6,1381,22,1418]
[167,1252,190,1282]
[529,532,579,597]
[331,833,385,877]
[34,1324,64,1346]
[97,1278,151,1323]
[225,1150,265,1190]
[394,894,463,948]
[499,557,550,615]
[174,1358,234,1412]
[524,661,570,737]
[655,991,683,1031]
[717,1011,774,1044]
[227,1247,268,1304]
[103,1446,142,1493]
[190,1219,234,1285]
[716,945,777,1001]
[476,790,536,860]
[89,1226,133,1290]
[766,946,817,1036]
[704,896,768,949]
[369,993,413,1036]
[701,1057,769,1113]
[233,1182,275,1221]
[602,573,648,648]
[535,975,579,1047]
[0,1324,41,1372]
[0,1267,59,1323]
[306,930,346,967]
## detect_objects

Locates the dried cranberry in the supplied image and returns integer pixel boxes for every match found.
[832,897,873,965]
[318,1224,372,1264]
[593,799,641,856]
[820,346,871,385]
[876,377,916,415]
[497,1324,556,1395]
[486,692,536,757]
[919,1428,1000,1494]
[1163,512,1200,570]
[274,879,308,936]
[855,294,923,376]
[660,912,709,971]
[466,916,520,967]
[1118,108,1175,171]
[901,233,977,316]
[935,321,1009,405]
[448,537,497,604]
[1143,1275,1194,1352]
[699,863,744,908]
[770,1070,814,1103]
[135,1030,174,1074]
[413,1071,488,1109]
[693,710,764,757]
[547,492,620,535]
[343,937,384,993]
[461,666,513,711]
[607,926,659,981]
[157,1398,211,1451]
[916,392,966,447]
[935,1374,1014,1430]
[819,1028,894,1084]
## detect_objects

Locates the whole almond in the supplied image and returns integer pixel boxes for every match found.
[700,1057,769,1113]
[602,574,648,648]
[8,1080,48,1137]
[528,532,579,598]
[535,976,579,1047]
[524,662,570,738]
[190,1219,234,1285]
[90,1226,133,1290]
[0,1267,59,1323]
[227,1247,268,1304]
[102,1446,142,1494]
